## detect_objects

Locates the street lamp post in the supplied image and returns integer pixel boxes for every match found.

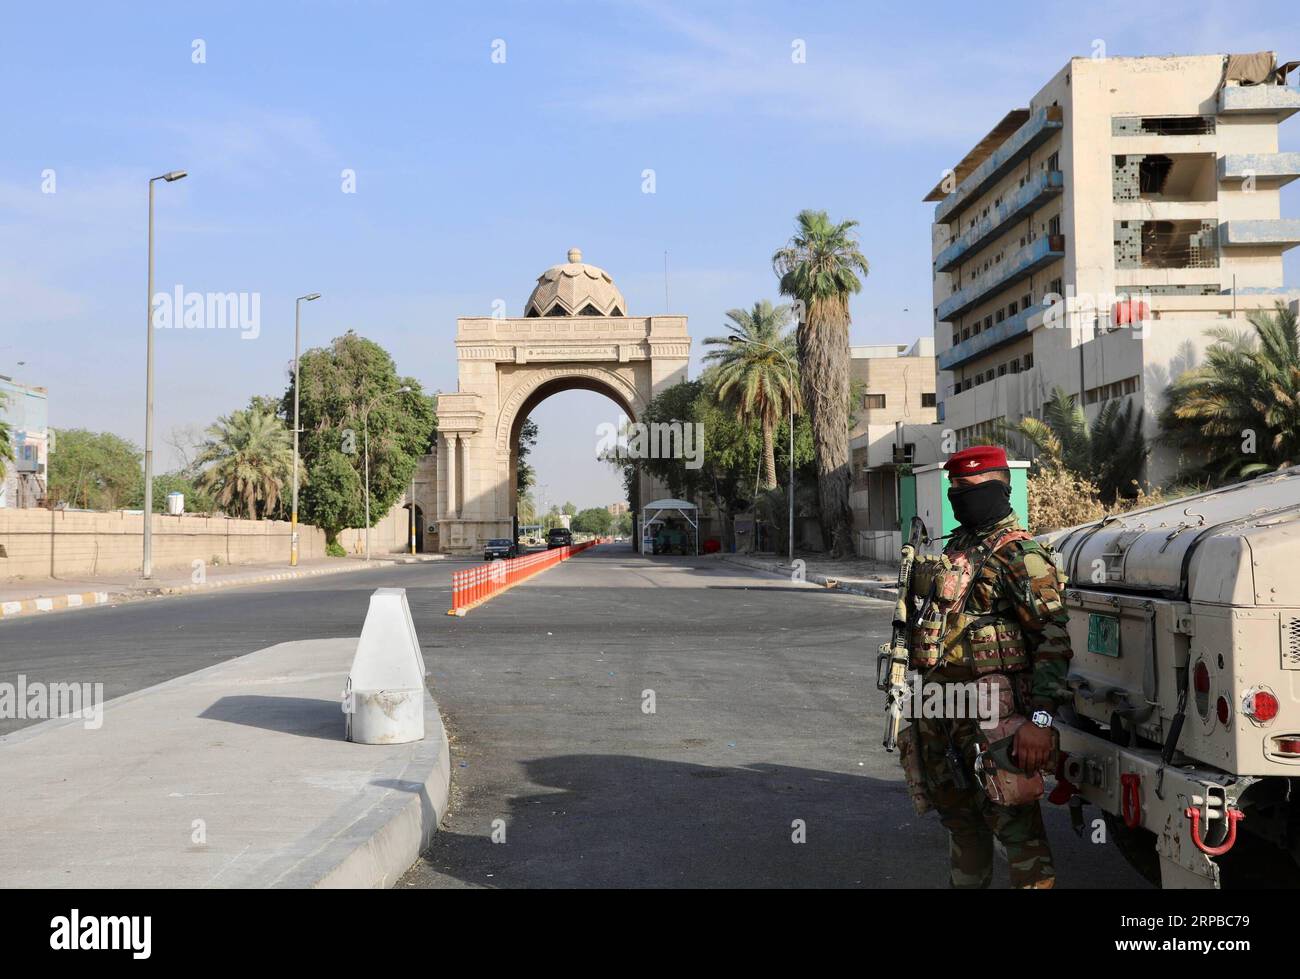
[361,386,412,561]
[142,169,188,580]
[728,335,796,566]
[290,293,321,567]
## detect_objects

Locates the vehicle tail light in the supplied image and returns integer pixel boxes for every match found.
[1217,697,1231,725]
[1193,660,1211,717]
[1193,661,1210,693]
[1271,737,1300,757]
[1243,688,1280,723]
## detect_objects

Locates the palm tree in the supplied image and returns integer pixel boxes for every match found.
[0,394,13,464]
[996,387,1147,503]
[1160,301,1300,482]
[702,301,800,489]
[773,209,869,556]
[195,407,296,518]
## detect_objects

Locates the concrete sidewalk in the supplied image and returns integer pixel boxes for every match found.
[0,637,450,888]
[719,553,899,599]
[0,554,444,621]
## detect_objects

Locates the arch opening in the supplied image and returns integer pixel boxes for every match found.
[507,377,638,543]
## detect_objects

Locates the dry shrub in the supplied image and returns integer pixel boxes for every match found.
[1027,468,1165,534]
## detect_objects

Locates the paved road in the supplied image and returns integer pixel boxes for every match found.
[0,562,457,736]
[400,546,1147,889]
[1,545,1146,887]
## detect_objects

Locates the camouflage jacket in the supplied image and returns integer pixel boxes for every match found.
[940,513,1073,710]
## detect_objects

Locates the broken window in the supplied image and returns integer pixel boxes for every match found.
[1112,115,1215,136]
[1114,219,1219,269]
[1113,153,1215,202]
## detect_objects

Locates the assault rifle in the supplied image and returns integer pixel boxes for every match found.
[877,516,926,752]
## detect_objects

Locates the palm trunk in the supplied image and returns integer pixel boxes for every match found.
[760,417,777,489]
[799,296,854,557]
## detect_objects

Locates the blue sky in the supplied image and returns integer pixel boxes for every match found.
[2,0,1297,508]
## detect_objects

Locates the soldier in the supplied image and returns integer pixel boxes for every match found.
[909,445,1072,888]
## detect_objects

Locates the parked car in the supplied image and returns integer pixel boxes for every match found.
[546,528,573,549]
[483,538,518,561]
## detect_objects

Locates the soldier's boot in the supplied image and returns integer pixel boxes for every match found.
[991,800,1056,889]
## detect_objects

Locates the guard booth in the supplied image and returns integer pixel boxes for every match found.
[640,498,698,555]
[900,460,1030,555]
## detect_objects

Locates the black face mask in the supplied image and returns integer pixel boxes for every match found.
[948,481,1012,530]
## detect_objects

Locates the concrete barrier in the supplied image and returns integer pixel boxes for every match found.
[345,589,427,745]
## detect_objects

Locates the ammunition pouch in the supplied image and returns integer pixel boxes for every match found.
[971,674,1054,807]
[908,527,1033,674]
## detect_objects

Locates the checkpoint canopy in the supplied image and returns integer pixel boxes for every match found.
[641,498,698,556]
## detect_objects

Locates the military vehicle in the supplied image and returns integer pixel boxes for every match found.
[1039,465,1300,888]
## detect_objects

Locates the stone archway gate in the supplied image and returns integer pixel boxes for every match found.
[434,313,689,553]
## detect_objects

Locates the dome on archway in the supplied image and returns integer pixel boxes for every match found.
[524,248,627,318]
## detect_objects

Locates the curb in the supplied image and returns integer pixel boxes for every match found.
[719,555,898,600]
[250,687,452,889]
[0,558,404,622]
[0,638,453,890]
[0,591,109,620]
[154,560,388,597]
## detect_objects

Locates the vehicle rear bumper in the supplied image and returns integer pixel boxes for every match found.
[1056,723,1252,889]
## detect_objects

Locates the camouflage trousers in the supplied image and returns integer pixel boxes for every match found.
[916,713,1055,888]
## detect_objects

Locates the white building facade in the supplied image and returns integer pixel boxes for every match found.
[0,376,50,508]
[926,53,1300,485]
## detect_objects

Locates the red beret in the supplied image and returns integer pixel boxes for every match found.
[945,445,1008,476]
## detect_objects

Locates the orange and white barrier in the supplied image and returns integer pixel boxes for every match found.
[448,539,601,615]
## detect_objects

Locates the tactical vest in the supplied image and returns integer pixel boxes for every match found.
[908,525,1034,675]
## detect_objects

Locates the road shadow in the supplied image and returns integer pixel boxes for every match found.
[704,585,848,594]
[411,752,949,888]
[199,695,343,741]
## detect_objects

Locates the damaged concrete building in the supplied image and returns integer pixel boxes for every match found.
[925,52,1300,486]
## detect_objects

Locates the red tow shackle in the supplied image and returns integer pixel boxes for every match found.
[1184,805,1245,856]
[1120,773,1142,830]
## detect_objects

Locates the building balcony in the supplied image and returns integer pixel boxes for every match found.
[1218,83,1300,119]
[936,234,1065,322]
[936,170,1063,273]
[1218,152,1300,187]
[934,106,1063,226]
[937,303,1038,371]
[1220,219,1300,250]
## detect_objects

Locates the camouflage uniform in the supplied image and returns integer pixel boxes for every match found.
[910,512,1072,888]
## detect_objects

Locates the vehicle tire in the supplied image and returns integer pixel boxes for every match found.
[1215,825,1300,888]
[1103,812,1162,886]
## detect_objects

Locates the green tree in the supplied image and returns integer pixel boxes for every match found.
[1160,301,1300,482]
[194,406,296,518]
[995,387,1147,504]
[562,501,577,516]
[149,472,218,514]
[289,332,437,545]
[572,507,613,535]
[703,300,800,489]
[613,510,633,537]
[609,376,814,550]
[516,418,539,495]
[0,393,13,464]
[300,451,364,548]
[48,428,142,510]
[517,488,537,525]
[773,209,870,556]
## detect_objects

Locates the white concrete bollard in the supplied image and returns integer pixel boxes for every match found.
[344,588,428,745]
